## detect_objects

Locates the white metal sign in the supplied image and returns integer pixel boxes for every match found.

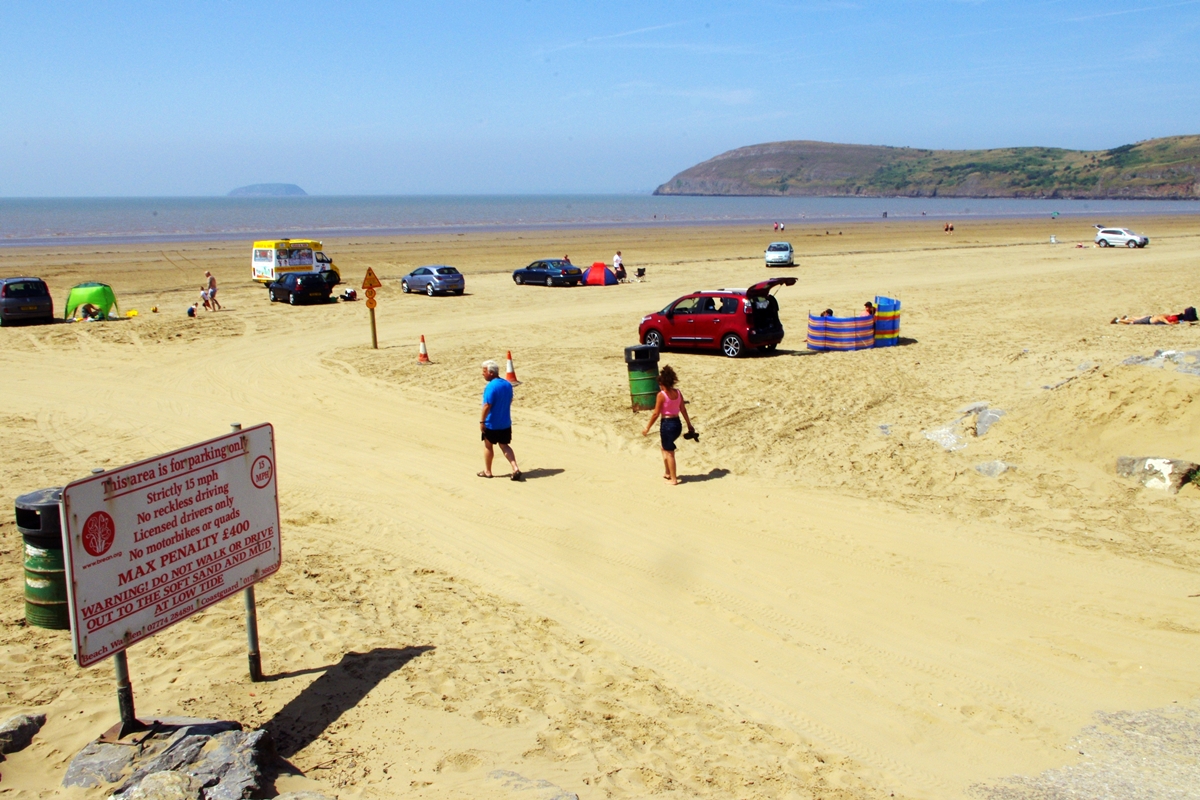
[61,424,281,668]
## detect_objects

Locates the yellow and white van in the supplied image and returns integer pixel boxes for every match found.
[251,239,340,283]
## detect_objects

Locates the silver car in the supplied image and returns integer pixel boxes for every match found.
[1095,227,1149,248]
[401,265,465,296]
[0,277,54,325]
[765,242,794,266]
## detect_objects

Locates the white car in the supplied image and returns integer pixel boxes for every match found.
[765,242,794,266]
[1095,227,1149,248]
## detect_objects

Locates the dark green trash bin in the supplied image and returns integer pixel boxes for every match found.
[624,345,660,411]
[15,487,70,630]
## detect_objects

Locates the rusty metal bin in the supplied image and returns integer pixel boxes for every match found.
[624,345,660,411]
[15,488,69,630]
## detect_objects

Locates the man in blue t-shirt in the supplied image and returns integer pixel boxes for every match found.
[479,360,522,481]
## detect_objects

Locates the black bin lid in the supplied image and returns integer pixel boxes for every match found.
[15,487,64,537]
[624,345,660,365]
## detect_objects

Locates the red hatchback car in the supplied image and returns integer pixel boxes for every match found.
[638,277,797,357]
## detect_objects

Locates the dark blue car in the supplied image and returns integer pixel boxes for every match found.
[512,259,583,287]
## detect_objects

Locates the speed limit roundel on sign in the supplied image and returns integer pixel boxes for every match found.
[366,297,377,309]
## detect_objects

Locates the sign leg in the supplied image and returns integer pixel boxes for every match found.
[369,307,378,349]
[245,585,263,682]
[100,650,150,741]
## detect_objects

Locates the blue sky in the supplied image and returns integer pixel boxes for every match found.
[2,0,1197,196]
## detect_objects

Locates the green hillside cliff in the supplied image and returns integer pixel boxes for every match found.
[654,136,1200,199]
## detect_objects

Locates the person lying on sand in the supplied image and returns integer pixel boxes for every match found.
[1112,307,1197,325]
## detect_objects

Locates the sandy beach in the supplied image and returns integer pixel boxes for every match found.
[2,216,1199,799]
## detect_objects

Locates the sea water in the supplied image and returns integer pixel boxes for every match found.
[1,195,1196,247]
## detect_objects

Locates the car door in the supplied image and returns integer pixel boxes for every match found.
[525,261,545,281]
[665,297,702,345]
[412,267,431,291]
[691,296,720,345]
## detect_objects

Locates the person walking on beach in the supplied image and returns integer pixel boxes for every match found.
[641,365,694,485]
[479,359,522,481]
[205,271,221,310]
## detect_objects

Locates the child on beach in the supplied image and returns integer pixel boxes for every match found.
[641,365,695,485]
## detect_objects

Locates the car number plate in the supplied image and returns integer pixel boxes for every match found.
[21,305,39,311]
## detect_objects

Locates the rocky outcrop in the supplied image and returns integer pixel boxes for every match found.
[1116,457,1199,493]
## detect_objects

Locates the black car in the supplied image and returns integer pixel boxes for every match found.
[267,272,334,305]
[512,259,583,287]
[0,277,54,326]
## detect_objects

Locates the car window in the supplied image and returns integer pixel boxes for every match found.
[717,297,738,314]
[1101,230,1119,235]
[417,268,431,275]
[2,281,49,298]
[768,244,789,252]
[315,252,331,263]
[529,262,544,270]
[436,267,459,275]
[696,297,718,314]
[671,297,701,314]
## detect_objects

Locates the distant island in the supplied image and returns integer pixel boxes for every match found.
[227,183,308,197]
[655,136,1200,199]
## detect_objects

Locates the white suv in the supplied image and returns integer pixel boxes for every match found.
[1095,227,1149,248]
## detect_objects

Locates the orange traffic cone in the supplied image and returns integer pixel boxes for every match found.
[504,351,521,385]
[418,335,431,365]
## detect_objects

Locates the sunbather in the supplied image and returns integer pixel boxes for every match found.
[1112,307,1197,325]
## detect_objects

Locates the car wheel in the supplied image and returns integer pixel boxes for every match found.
[427,283,436,296]
[1098,239,1109,247]
[269,289,277,302]
[721,333,744,358]
[643,329,663,348]
[401,281,410,293]
[289,292,297,306]
[545,277,554,287]
[1126,239,1138,248]
[514,275,524,285]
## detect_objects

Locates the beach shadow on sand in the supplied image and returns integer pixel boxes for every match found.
[678,468,730,484]
[264,646,434,758]
[518,468,564,480]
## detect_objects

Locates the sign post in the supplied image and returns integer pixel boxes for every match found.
[60,424,281,734]
[362,267,382,349]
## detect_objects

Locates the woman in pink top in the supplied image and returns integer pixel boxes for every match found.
[641,365,695,485]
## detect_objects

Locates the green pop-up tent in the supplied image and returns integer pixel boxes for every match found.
[64,282,119,319]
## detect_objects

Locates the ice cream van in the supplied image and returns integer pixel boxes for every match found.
[251,239,340,283]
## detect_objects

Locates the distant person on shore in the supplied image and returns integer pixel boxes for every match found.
[1113,307,1197,325]
[642,365,695,486]
[949,223,954,234]
[205,271,221,310]
[613,250,622,272]
[187,303,198,318]
[863,301,876,317]
[820,308,834,317]
[200,288,212,311]
[613,251,627,282]
[944,223,950,233]
[563,254,571,265]
[479,359,522,481]
[779,223,785,232]
[774,222,779,232]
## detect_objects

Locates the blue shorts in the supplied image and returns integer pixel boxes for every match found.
[660,417,683,451]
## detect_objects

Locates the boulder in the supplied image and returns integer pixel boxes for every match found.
[1116,457,1199,493]
[123,770,203,800]
[0,713,46,754]
[63,717,271,799]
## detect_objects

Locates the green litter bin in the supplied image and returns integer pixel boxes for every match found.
[625,345,660,411]
[15,488,70,630]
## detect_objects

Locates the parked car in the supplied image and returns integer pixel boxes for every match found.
[0,277,54,326]
[638,277,798,358]
[266,272,334,305]
[765,242,794,266]
[401,265,465,296]
[1095,227,1149,248]
[512,259,583,287]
